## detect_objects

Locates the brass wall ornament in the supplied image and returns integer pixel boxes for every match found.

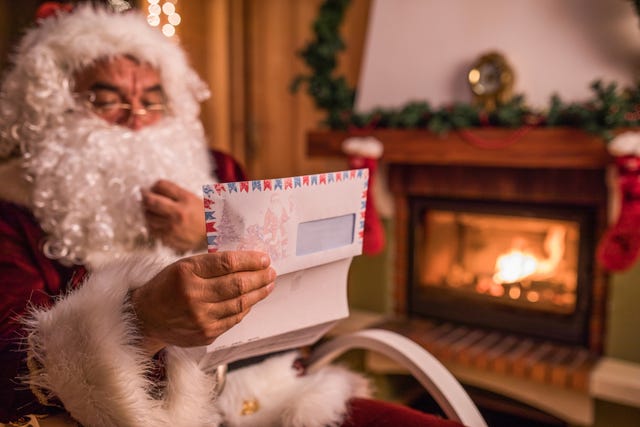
[468,51,515,111]
[294,0,640,139]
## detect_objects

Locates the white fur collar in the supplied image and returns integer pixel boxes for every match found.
[25,253,371,427]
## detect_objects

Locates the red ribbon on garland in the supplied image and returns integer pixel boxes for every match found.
[456,125,534,150]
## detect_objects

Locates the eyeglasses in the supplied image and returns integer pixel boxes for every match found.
[76,91,167,124]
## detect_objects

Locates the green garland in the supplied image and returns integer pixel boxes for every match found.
[291,0,640,141]
[290,0,355,129]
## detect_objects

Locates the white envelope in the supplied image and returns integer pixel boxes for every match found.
[201,168,368,365]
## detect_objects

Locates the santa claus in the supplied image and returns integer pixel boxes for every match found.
[0,3,462,427]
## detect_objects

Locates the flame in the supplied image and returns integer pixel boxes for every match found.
[493,250,538,284]
[493,226,567,285]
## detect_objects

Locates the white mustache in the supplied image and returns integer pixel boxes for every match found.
[25,113,213,266]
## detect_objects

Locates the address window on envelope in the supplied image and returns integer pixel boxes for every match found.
[296,214,355,256]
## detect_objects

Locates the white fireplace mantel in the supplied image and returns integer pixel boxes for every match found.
[591,358,640,410]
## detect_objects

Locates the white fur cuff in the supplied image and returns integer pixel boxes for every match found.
[22,252,372,427]
[24,253,221,427]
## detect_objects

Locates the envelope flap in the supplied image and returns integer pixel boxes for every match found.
[203,169,368,275]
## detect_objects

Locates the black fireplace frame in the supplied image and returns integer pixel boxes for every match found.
[408,196,597,347]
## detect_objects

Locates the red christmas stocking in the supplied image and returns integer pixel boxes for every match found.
[597,155,640,271]
[342,137,385,256]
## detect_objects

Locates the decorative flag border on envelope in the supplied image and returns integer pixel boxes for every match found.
[202,169,369,254]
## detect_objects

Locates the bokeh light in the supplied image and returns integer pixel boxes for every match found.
[146,0,180,38]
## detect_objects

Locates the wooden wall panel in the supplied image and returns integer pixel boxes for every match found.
[245,0,371,179]
[228,0,247,165]
[178,0,371,178]
[245,0,299,178]
[292,0,371,178]
[204,0,232,155]
[180,0,233,155]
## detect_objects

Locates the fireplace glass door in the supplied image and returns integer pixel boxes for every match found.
[409,198,595,346]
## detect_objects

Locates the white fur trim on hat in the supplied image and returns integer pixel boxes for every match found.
[0,3,209,159]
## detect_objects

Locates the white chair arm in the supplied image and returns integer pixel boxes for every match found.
[307,328,487,427]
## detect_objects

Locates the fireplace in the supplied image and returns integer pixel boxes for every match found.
[308,127,611,363]
[307,128,618,423]
[409,197,596,347]
[303,122,640,427]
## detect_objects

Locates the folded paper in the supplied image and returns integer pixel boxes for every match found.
[202,168,368,365]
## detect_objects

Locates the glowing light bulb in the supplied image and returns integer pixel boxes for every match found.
[147,14,160,26]
[162,2,176,15]
[162,24,176,37]
[168,12,181,26]
[146,0,181,39]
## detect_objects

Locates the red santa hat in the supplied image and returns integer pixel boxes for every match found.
[0,2,209,159]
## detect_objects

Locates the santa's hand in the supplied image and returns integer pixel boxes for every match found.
[142,179,206,253]
[130,251,276,355]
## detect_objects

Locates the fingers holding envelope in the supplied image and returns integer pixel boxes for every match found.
[130,251,276,353]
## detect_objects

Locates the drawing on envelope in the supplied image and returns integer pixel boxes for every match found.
[201,169,368,365]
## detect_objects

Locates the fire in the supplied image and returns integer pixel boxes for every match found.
[493,226,566,284]
[493,250,538,284]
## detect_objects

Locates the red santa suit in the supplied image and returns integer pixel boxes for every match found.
[0,150,372,426]
[0,151,242,420]
[0,4,463,427]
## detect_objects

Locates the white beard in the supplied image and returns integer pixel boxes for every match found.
[23,113,215,267]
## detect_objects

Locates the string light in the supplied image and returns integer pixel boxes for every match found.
[146,0,180,38]
[108,0,132,12]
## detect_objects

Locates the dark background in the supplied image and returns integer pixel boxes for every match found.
[0,1,140,73]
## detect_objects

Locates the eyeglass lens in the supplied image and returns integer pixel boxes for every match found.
[87,88,166,122]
